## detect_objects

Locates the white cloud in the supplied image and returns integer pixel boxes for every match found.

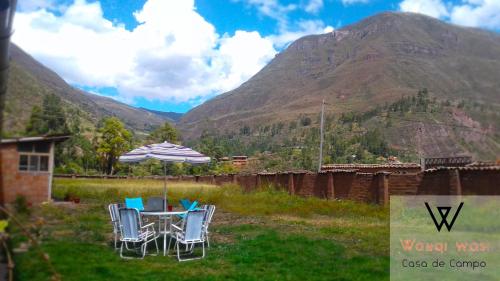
[341,0,370,5]
[13,0,334,105]
[399,0,500,29]
[267,20,334,48]
[18,0,57,12]
[238,0,298,29]
[13,0,277,104]
[449,0,500,30]
[305,0,324,13]
[399,0,449,18]
[237,0,333,48]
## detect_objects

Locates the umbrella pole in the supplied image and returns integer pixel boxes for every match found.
[163,162,167,211]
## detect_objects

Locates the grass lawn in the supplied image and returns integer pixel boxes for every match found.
[11,178,389,281]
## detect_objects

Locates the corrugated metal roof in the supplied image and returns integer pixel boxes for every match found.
[424,166,500,172]
[1,135,71,144]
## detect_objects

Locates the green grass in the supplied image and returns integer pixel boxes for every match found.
[11,179,389,280]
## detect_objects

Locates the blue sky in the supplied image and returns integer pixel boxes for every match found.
[13,0,500,113]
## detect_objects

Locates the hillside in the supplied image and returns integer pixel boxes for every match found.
[179,12,500,159]
[140,108,183,123]
[3,44,171,135]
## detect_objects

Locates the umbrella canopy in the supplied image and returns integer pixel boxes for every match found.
[119,141,210,210]
[119,141,210,164]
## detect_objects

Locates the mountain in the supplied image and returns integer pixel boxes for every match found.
[140,108,183,123]
[4,44,171,135]
[179,12,500,159]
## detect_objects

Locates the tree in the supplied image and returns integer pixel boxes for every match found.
[148,122,179,143]
[25,106,46,135]
[25,94,69,136]
[96,117,132,174]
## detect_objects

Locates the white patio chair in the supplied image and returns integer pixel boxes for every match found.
[119,208,159,259]
[202,205,216,247]
[145,197,165,212]
[108,203,121,249]
[169,210,207,261]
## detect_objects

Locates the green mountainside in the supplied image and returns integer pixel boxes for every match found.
[180,12,500,160]
[3,44,172,136]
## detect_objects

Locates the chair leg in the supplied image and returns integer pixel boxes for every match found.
[154,236,159,255]
[202,241,205,258]
[206,233,210,248]
[141,241,147,259]
[176,241,181,261]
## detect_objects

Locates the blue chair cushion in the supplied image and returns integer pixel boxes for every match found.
[188,201,198,211]
[125,197,144,211]
[177,201,199,219]
[180,199,192,210]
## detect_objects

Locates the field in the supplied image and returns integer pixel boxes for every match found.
[11,179,389,281]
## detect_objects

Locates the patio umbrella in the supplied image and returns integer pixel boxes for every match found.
[119,141,210,210]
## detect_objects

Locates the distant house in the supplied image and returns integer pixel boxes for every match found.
[232,156,248,167]
[0,135,70,205]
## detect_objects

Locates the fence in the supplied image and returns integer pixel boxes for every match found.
[54,166,500,205]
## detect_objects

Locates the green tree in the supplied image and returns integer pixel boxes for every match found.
[25,105,46,135]
[148,122,179,143]
[25,94,69,136]
[96,117,132,175]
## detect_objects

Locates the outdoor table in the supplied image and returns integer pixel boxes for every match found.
[140,210,187,256]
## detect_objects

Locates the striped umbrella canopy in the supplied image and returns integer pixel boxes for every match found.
[119,141,210,210]
[119,141,210,164]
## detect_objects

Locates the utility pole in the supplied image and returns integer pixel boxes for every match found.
[318,99,325,172]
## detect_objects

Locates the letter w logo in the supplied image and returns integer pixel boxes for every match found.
[425,202,464,232]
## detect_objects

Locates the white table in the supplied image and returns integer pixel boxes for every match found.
[141,211,187,256]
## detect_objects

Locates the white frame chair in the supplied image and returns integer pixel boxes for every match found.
[118,208,159,259]
[201,205,216,247]
[108,203,121,250]
[169,210,207,261]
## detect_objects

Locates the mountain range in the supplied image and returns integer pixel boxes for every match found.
[3,12,499,159]
[178,12,500,159]
[4,44,180,136]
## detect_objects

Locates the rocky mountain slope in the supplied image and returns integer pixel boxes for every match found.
[179,12,500,159]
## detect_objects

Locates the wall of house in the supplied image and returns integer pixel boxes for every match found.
[1,143,50,204]
[55,167,500,204]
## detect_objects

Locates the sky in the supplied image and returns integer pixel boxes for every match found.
[13,0,500,113]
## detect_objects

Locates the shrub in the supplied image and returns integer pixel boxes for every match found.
[14,195,31,215]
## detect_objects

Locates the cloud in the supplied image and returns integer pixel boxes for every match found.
[267,20,334,48]
[341,0,370,5]
[449,0,500,30]
[399,0,500,29]
[18,0,57,12]
[238,0,298,29]
[13,0,277,104]
[305,0,324,13]
[399,0,449,18]
[13,0,334,105]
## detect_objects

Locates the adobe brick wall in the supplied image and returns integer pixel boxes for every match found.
[349,173,376,203]
[1,143,50,204]
[460,170,500,195]
[388,174,421,196]
[55,167,499,204]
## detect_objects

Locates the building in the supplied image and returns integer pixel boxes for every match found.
[0,135,70,205]
[232,156,248,167]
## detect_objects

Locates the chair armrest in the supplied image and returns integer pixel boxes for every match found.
[171,224,182,232]
[141,222,155,229]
